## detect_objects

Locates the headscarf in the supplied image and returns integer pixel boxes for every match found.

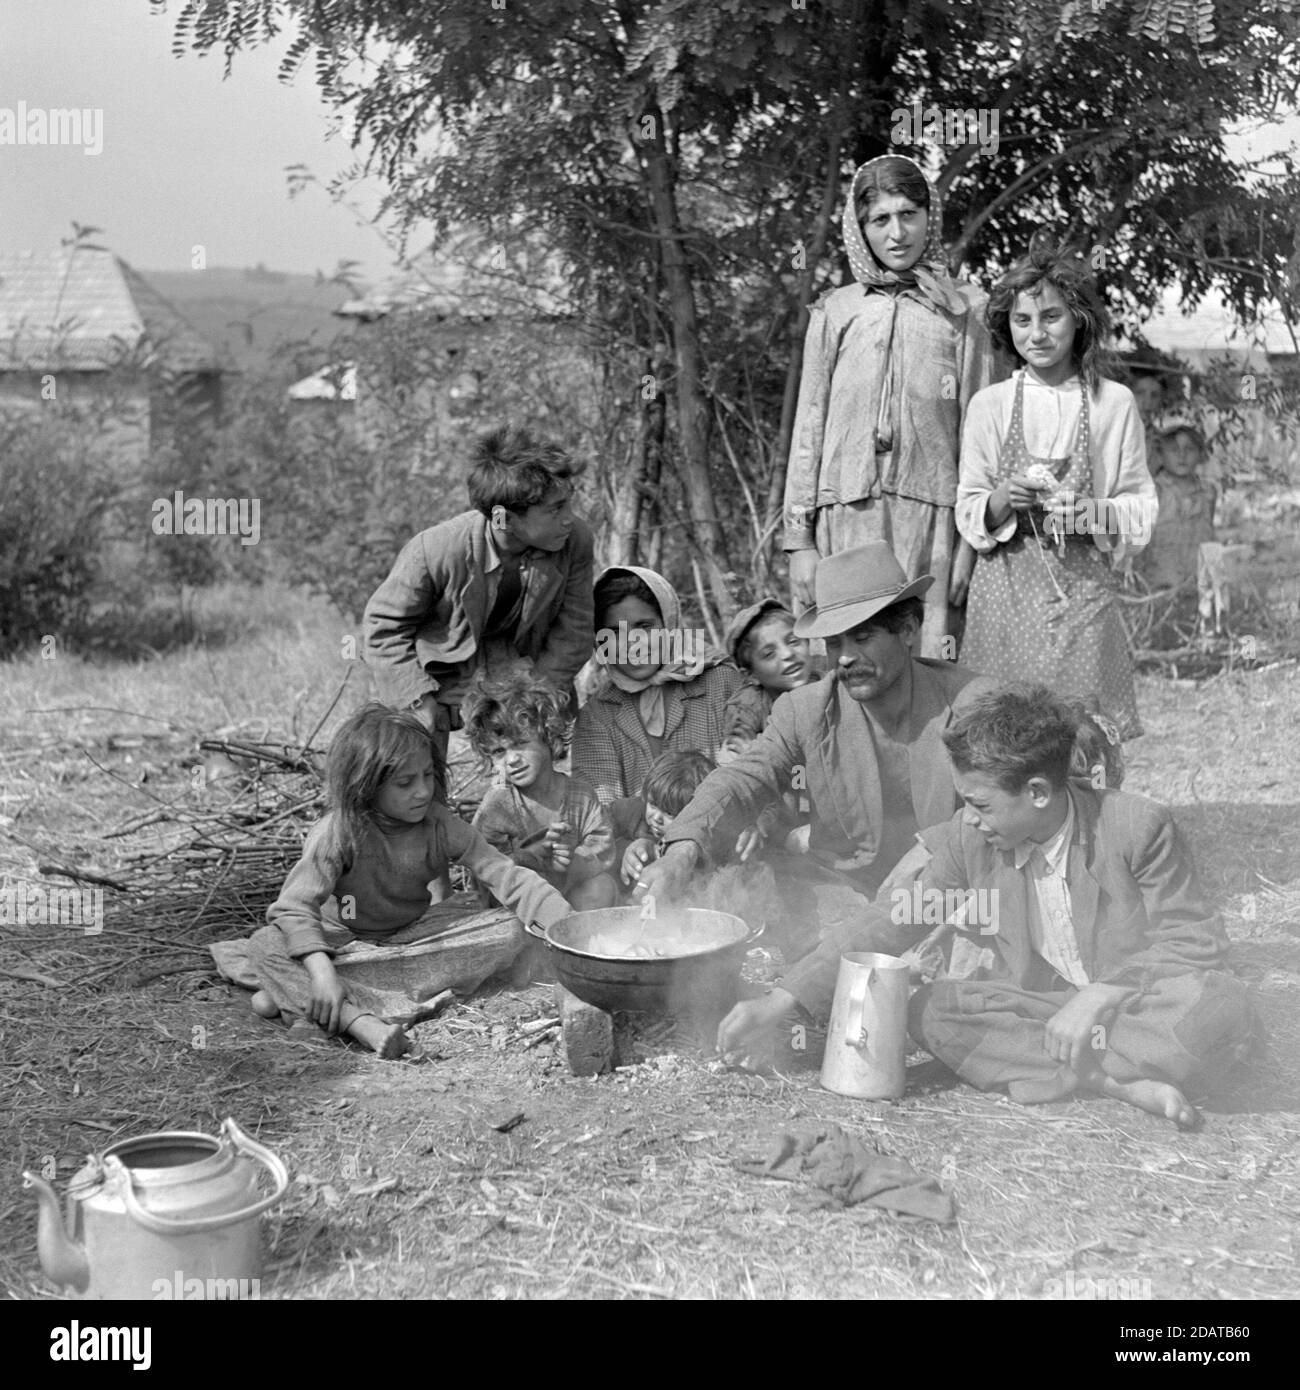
[595,566,727,738]
[841,155,967,316]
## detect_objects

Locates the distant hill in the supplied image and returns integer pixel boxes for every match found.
[139,264,365,374]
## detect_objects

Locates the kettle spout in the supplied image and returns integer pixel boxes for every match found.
[22,1172,89,1292]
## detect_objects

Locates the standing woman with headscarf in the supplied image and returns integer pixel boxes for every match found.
[571,567,743,805]
[784,155,999,657]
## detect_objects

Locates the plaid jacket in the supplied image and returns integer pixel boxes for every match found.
[571,664,745,804]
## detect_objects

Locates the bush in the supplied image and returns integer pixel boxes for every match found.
[0,403,127,652]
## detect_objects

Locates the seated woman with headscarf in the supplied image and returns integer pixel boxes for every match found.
[571,567,743,806]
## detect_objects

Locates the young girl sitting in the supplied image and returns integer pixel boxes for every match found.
[956,236,1156,738]
[219,703,571,1059]
[465,675,617,910]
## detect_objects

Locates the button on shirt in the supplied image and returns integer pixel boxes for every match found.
[1013,795,1090,989]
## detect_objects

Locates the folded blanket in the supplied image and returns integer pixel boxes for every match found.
[738,1121,956,1223]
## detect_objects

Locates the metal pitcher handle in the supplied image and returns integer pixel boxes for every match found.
[845,967,872,1050]
[106,1118,289,1235]
[524,920,548,940]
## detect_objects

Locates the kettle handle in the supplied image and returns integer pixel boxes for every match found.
[105,1118,289,1235]
[845,966,872,1049]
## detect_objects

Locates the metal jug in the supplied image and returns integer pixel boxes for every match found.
[23,1116,288,1299]
[820,951,910,1099]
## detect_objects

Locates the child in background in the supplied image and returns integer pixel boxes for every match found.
[618,750,717,890]
[1138,419,1216,600]
[718,598,817,859]
[221,703,571,1059]
[719,599,817,756]
[465,675,617,910]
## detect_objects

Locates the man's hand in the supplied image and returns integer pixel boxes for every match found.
[716,988,798,1065]
[784,823,812,855]
[1044,982,1133,1073]
[620,837,657,886]
[631,841,700,902]
[788,548,819,611]
[304,952,347,1034]
[948,541,976,607]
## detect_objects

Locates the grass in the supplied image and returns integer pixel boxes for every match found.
[1,582,1297,1301]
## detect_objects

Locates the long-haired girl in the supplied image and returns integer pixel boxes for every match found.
[956,237,1156,737]
[223,703,569,1058]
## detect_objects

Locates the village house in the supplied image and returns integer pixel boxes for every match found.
[0,246,230,473]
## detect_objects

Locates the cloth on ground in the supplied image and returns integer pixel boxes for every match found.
[738,1121,956,1223]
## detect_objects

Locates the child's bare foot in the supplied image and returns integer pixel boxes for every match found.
[347,1013,412,1059]
[1098,1075,1202,1131]
[250,990,280,1019]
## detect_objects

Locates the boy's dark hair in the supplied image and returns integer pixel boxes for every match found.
[943,685,1077,792]
[466,426,583,517]
[462,673,572,762]
[986,235,1112,391]
[641,750,716,818]
[594,570,661,630]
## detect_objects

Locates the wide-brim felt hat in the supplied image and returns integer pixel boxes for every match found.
[793,542,933,640]
[723,597,791,667]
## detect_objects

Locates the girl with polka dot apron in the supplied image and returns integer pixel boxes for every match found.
[955,241,1156,740]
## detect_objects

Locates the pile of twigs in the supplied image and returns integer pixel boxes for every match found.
[105,738,328,941]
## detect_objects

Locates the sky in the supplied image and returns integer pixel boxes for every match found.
[0,0,403,278]
[1,1,1295,286]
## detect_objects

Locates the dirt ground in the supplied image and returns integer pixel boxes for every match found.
[2,653,1297,1302]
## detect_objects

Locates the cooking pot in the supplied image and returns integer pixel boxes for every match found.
[527,906,758,1014]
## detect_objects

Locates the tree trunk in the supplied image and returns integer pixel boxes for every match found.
[639,103,734,616]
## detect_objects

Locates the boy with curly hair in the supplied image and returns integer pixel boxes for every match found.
[464,674,617,911]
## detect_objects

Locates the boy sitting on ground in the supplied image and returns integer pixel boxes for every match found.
[720,685,1258,1130]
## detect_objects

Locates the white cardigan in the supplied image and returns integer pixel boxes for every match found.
[956,371,1157,563]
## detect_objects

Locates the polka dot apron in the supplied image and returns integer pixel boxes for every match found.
[959,372,1141,738]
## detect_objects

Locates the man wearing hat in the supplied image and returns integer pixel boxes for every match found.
[634,541,997,1057]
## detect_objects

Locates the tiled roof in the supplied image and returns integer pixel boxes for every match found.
[0,248,223,372]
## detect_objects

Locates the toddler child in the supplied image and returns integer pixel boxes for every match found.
[617,750,716,890]
[220,703,571,1059]
[465,674,617,910]
[1138,418,1216,597]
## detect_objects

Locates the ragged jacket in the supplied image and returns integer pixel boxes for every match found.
[798,783,1231,1022]
[362,510,595,709]
[663,659,995,886]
